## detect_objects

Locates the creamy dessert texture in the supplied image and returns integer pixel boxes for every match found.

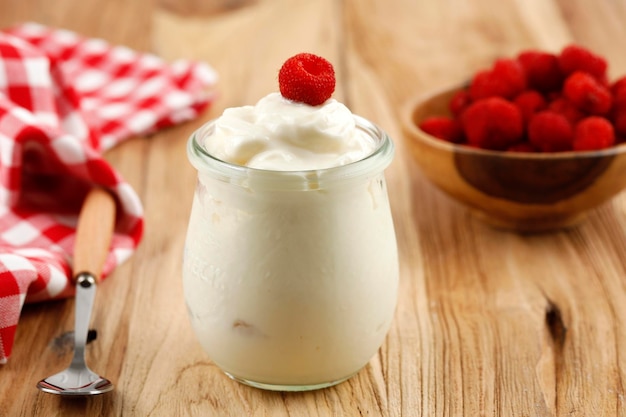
[205,92,377,170]
[183,53,398,389]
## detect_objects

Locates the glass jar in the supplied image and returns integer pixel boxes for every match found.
[183,115,399,391]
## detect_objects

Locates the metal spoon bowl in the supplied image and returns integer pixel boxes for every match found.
[37,189,117,396]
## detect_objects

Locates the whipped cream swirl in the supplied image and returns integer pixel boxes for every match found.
[204,93,376,171]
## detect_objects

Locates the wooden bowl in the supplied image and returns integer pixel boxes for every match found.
[402,86,626,232]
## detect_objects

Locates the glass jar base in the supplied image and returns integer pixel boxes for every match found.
[224,371,356,392]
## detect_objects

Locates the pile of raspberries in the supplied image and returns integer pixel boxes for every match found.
[419,45,626,152]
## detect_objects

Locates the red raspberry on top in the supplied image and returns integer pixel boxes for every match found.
[469,58,527,100]
[528,111,574,152]
[573,116,615,151]
[559,44,608,81]
[461,97,523,150]
[517,50,563,93]
[419,116,464,143]
[279,53,336,106]
[563,71,612,115]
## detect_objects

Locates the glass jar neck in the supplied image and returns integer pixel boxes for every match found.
[187,115,394,191]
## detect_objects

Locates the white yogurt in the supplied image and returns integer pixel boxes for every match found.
[204,92,376,170]
[183,94,398,390]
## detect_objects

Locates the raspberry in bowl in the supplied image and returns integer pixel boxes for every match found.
[402,45,626,232]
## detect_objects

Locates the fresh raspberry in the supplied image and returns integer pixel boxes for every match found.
[468,70,493,100]
[610,76,626,135]
[469,58,527,100]
[449,89,472,116]
[492,59,527,96]
[611,76,626,95]
[548,97,585,124]
[611,76,626,109]
[507,142,537,152]
[573,116,615,150]
[562,71,612,115]
[612,108,626,136]
[559,44,608,81]
[528,111,574,152]
[513,90,547,123]
[419,116,464,143]
[461,97,523,150]
[517,50,563,93]
[278,53,335,106]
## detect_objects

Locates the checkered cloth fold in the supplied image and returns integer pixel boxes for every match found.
[0,23,217,363]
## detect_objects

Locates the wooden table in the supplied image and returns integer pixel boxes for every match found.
[2,0,626,415]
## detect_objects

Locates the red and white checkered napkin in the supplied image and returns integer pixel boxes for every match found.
[0,22,217,363]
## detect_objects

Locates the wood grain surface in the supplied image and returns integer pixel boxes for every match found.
[1,0,626,416]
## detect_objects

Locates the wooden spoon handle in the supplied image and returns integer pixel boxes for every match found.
[72,188,117,282]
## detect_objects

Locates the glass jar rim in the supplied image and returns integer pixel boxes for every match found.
[187,115,394,190]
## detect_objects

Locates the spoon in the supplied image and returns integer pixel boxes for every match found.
[37,188,117,396]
